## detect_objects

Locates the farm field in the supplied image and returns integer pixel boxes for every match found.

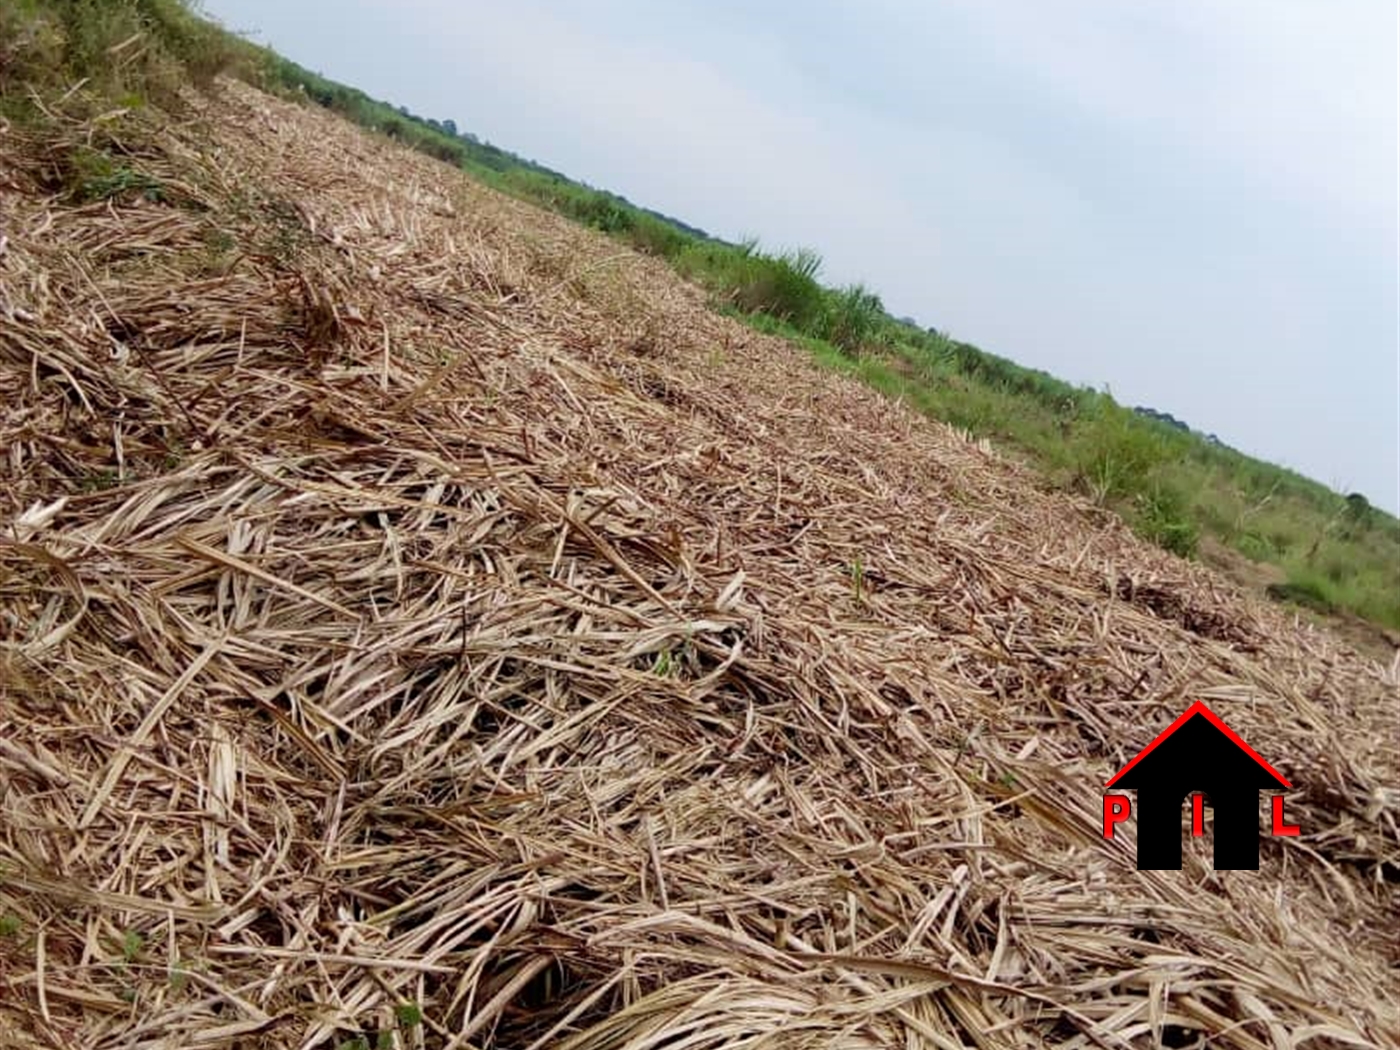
[0,6,1397,1048]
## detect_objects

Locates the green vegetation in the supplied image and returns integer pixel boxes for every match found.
[331,1003,422,1050]
[3,0,1396,632]
[850,555,868,604]
[66,145,168,203]
[652,649,674,678]
[0,0,251,111]
[120,929,144,963]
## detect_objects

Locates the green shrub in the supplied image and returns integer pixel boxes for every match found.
[1137,485,1199,558]
[0,4,65,89]
[675,241,827,329]
[625,214,690,258]
[732,247,825,326]
[1342,493,1374,536]
[0,0,247,105]
[576,193,635,235]
[1071,397,1169,505]
[819,283,885,354]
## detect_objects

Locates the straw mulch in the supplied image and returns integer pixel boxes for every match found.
[0,80,1396,1050]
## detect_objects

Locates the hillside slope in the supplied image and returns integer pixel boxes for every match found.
[0,80,1396,1049]
[252,49,1400,641]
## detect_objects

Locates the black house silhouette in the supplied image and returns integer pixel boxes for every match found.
[1107,701,1291,870]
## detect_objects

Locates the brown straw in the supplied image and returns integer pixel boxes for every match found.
[0,80,1395,1049]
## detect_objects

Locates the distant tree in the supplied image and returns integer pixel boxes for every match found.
[442,118,458,137]
[1132,406,1190,433]
[1344,492,1374,533]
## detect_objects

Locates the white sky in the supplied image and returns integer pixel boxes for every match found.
[204,0,1400,512]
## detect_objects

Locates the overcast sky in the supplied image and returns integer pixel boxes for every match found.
[204,0,1399,512]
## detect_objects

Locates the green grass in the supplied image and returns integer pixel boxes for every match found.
[0,0,253,112]
[5,0,1397,633]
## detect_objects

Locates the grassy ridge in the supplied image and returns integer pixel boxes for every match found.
[3,0,1396,632]
[0,0,240,103]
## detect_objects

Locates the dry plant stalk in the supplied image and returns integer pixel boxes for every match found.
[0,81,1395,1050]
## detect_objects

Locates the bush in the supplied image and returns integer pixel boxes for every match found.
[1342,493,1373,536]
[1137,485,1199,558]
[0,5,65,89]
[675,241,828,330]
[1071,398,1169,505]
[135,0,241,87]
[729,246,825,327]
[819,283,885,355]
[625,214,690,259]
[0,0,246,104]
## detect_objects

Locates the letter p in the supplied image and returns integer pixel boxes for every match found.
[1103,794,1131,838]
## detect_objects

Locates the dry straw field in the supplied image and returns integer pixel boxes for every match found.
[0,80,1397,1049]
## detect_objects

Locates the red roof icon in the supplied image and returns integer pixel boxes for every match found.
[1106,700,1291,790]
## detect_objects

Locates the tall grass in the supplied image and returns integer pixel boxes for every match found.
[818,284,886,355]
[0,0,250,108]
[675,241,825,330]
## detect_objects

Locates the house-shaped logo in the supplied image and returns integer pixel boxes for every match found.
[1103,701,1299,870]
